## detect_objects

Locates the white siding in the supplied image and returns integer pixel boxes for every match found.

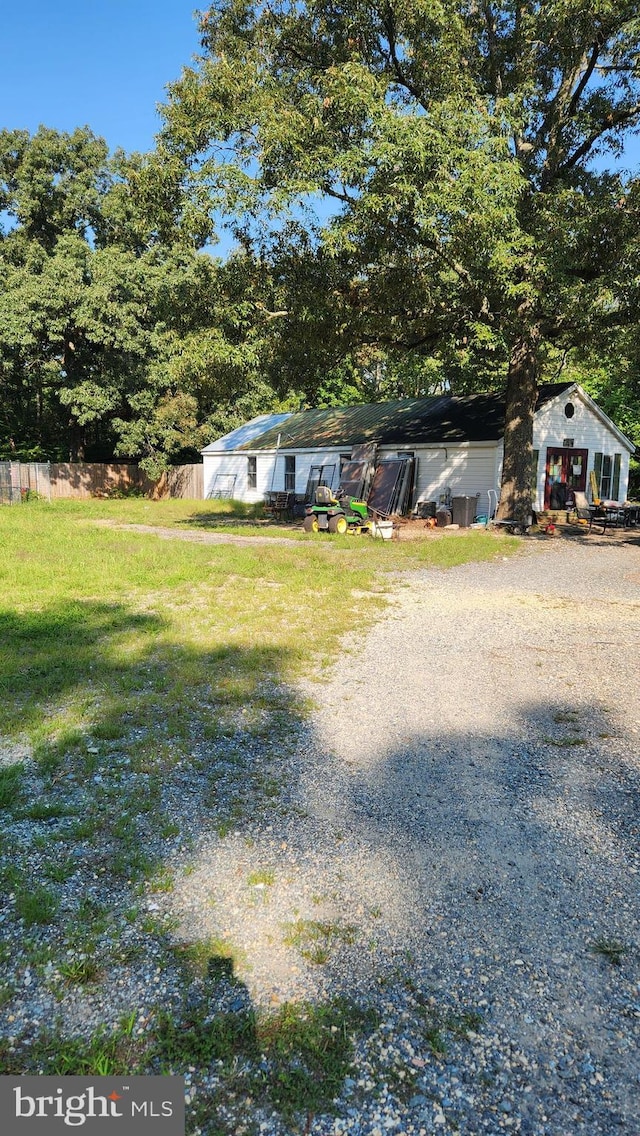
[204,443,500,512]
[391,444,499,517]
[203,448,346,502]
[203,453,252,499]
[532,390,631,510]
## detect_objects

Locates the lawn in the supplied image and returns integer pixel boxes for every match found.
[0,497,516,1129]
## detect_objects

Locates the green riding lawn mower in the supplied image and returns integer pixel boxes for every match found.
[302,453,415,535]
[303,485,370,534]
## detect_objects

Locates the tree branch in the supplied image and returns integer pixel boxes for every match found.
[321,181,357,204]
[565,36,603,122]
[380,3,430,113]
[482,1,503,99]
[361,327,444,351]
[559,101,640,175]
[255,302,288,320]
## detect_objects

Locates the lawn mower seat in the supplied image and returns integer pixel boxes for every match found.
[315,485,336,505]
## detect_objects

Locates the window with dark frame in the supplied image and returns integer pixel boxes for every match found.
[284,455,296,493]
[594,452,622,500]
[247,455,257,490]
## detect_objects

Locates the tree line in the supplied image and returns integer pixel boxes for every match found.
[1,3,639,512]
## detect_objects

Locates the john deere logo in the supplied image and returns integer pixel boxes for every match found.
[0,1077,184,1134]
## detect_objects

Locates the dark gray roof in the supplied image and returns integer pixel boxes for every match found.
[238,384,573,450]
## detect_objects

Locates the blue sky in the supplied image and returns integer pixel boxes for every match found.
[0,1,201,154]
[1,2,638,174]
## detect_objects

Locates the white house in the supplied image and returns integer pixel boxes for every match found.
[201,383,635,516]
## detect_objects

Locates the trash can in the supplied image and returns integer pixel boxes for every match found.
[452,496,478,528]
[436,507,452,527]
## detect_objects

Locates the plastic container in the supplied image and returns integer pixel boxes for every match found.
[452,496,478,528]
[436,508,452,527]
[371,520,393,540]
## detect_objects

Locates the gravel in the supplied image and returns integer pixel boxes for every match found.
[1,533,639,1134]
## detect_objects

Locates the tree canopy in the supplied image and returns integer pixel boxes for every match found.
[0,126,289,471]
[161,0,640,515]
[1,7,639,496]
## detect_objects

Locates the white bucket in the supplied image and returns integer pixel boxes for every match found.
[372,520,393,540]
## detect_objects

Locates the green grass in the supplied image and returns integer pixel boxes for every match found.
[247,868,276,886]
[170,936,244,979]
[15,884,60,925]
[0,764,23,810]
[0,498,514,764]
[1,993,379,1126]
[543,735,587,747]
[0,497,509,1124]
[590,937,628,966]
[283,917,359,964]
[58,957,103,985]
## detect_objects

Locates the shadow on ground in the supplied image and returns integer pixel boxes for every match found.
[0,552,639,1134]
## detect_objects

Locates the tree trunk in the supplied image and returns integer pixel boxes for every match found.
[497,327,540,525]
[68,418,85,462]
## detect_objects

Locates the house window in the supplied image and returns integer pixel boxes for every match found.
[284,455,296,493]
[564,402,575,419]
[247,455,257,490]
[594,452,621,500]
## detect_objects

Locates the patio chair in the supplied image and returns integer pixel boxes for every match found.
[574,490,621,534]
[573,491,593,525]
[265,491,294,521]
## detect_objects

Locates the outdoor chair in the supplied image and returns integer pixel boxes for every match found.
[573,491,593,525]
[265,491,294,521]
[573,490,624,534]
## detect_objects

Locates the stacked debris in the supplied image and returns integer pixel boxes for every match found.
[303,445,416,522]
[367,456,415,517]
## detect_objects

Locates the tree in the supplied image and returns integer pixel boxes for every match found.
[162,1,640,520]
[0,126,285,469]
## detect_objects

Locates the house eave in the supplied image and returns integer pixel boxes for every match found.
[541,383,635,453]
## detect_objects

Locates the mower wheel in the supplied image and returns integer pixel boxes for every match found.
[303,515,319,533]
[328,514,348,534]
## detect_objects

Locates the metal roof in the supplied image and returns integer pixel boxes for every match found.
[202,413,292,453]
[236,385,573,451]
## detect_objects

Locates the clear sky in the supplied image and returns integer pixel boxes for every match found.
[0,1,201,154]
[1,2,638,170]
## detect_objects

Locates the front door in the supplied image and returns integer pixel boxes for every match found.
[544,448,588,509]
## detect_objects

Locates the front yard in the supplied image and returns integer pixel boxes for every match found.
[0,498,515,1131]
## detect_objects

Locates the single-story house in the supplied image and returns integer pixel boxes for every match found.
[201,383,635,516]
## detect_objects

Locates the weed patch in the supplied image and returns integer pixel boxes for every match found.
[154,996,378,1122]
[543,735,587,747]
[0,763,23,810]
[283,918,358,964]
[58,957,102,986]
[247,868,275,887]
[170,937,243,980]
[15,884,59,925]
[590,938,628,966]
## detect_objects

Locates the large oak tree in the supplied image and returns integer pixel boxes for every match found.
[163,1,640,520]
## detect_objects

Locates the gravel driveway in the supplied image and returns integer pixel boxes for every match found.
[175,535,640,1134]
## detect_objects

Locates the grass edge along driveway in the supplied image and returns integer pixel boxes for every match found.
[0,499,518,1131]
